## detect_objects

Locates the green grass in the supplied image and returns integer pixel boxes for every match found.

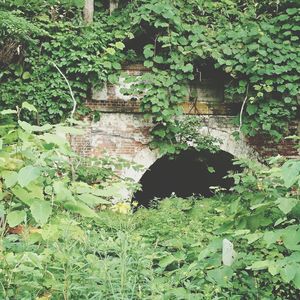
[1,195,299,299]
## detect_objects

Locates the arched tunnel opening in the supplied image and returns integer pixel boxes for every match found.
[133,148,240,208]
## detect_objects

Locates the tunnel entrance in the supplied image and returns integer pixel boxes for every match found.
[133,148,239,207]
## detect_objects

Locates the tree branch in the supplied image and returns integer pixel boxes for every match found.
[51,62,77,120]
[239,84,249,133]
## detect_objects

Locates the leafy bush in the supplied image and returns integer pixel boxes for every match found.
[1,117,299,299]
[0,0,299,152]
[0,104,135,228]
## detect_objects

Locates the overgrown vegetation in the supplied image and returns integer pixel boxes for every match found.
[0,0,299,153]
[0,116,299,298]
[0,104,137,227]
[0,1,300,298]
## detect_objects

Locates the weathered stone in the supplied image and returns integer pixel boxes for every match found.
[73,64,299,185]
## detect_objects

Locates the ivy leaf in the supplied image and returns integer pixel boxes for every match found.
[108,74,118,84]
[276,198,298,214]
[22,101,37,112]
[30,199,52,225]
[280,264,297,283]
[103,61,112,69]
[112,62,121,70]
[246,104,258,116]
[22,72,31,80]
[18,165,40,187]
[223,46,232,55]
[144,60,153,68]
[106,48,116,55]
[7,210,26,227]
[153,56,164,64]
[208,167,215,173]
[2,171,18,188]
[143,45,154,58]
[182,63,193,73]
[178,37,188,45]
[115,41,125,50]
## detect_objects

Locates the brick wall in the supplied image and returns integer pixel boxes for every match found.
[248,122,299,158]
[72,64,299,169]
[72,113,153,161]
[87,64,238,115]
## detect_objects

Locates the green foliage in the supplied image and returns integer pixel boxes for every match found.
[0,1,299,149]
[1,0,299,153]
[175,116,221,153]
[0,1,130,122]
[0,10,42,45]
[0,101,299,297]
[130,155,300,298]
[0,105,135,228]
[123,0,299,151]
[0,153,299,298]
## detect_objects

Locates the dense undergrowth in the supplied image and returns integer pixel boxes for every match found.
[0,1,300,298]
[0,108,300,299]
[1,192,300,299]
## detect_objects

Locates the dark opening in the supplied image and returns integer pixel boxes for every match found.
[133,148,239,207]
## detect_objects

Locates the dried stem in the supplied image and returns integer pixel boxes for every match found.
[51,62,77,120]
[239,84,249,133]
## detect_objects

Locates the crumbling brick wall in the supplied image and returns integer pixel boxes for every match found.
[72,64,299,175]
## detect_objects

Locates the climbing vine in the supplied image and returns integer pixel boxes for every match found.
[128,0,299,152]
[0,0,299,153]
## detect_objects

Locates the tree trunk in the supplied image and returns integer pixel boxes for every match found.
[110,0,118,15]
[83,0,94,24]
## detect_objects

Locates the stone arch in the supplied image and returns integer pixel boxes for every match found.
[203,127,258,160]
[122,147,159,183]
[123,120,258,184]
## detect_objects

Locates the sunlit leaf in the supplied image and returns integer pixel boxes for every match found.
[276,197,299,214]
[30,199,52,225]
[64,200,98,218]
[7,210,26,227]
[2,170,18,188]
[18,165,40,187]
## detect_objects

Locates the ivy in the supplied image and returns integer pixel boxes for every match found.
[0,0,299,152]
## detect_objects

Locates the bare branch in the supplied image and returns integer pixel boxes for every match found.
[239,84,249,133]
[51,62,77,120]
